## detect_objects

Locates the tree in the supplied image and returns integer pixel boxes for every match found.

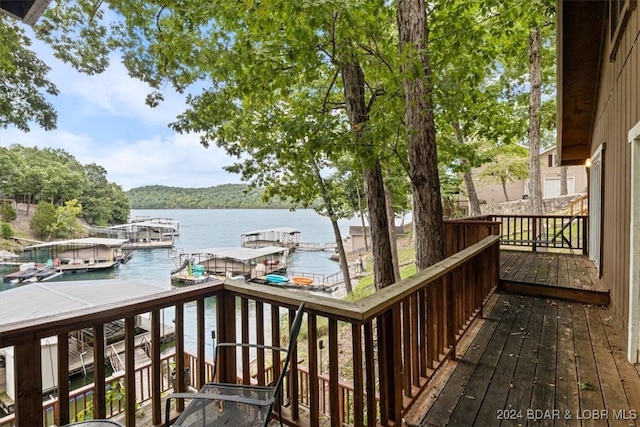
[479,144,529,201]
[29,199,85,240]
[30,201,57,238]
[397,0,445,269]
[0,203,17,222]
[0,15,58,131]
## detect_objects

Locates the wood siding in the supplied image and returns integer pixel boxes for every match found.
[590,3,639,334]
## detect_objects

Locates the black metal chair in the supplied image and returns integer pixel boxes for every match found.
[165,302,305,426]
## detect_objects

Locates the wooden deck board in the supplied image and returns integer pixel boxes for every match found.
[528,298,558,427]
[413,293,640,427]
[554,302,580,427]
[446,295,522,425]
[473,296,535,426]
[499,251,610,306]
[500,297,546,427]
[419,296,510,426]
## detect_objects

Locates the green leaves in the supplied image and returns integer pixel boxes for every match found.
[0,15,58,132]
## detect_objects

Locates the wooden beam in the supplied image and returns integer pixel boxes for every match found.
[93,324,106,419]
[499,279,610,306]
[14,338,42,427]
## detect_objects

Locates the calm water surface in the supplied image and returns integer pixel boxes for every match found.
[1,209,360,357]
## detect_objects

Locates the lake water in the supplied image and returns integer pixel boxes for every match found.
[1,208,361,291]
[0,209,361,362]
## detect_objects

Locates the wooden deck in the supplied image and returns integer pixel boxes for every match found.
[407,293,640,426]
[500,250,610,306]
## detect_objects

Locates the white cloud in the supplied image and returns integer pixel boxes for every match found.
[1,30,242,190]
[0,127,241,190]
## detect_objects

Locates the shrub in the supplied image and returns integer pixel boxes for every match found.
[0,222,14,239]
[0,204,17,222]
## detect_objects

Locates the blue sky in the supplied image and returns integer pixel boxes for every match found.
[0,29,242,191]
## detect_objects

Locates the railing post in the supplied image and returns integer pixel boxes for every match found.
[175,303,186,412]
[14,337,42,427]
[582,215,589,255]
[377,306,402,425]
[151,309,162,425]
[215,293,236,384]
[57,332,70,426]
[532,218,538,252]
[93,324,106,420]
[125,316,136,427]
[196,298,206,389]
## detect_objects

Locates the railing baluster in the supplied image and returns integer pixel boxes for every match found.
[364,321,376,427]
[288,307,300,421]
[256,301,265,386]
[196,298,206,389]
[93,324,106,419]
[410,295,420,386]
[124,316,136,427]
[352,323,363,427]
[175,303,185,414]
[328,318,339,427]
[307,314,320,427]
[402,299,412,397]
[271,305,281,408]
[57,332,69,426]
[241,299,250,385]
[151,309,161,425]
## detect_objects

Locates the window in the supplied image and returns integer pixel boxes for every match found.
[609,0,637,61]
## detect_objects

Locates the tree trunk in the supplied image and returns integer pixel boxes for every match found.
[528,26,543,215]
[384,180,401,282]
[501,176,510,201]
[560,165,568,195]
[463,172,481,216]
[452,122,481,217]
[311,161,353,294]
[397,0,445,269]
[341,57,395,290]
[355,185,369,251]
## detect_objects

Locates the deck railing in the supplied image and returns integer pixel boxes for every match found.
[0,233,499,427]
[466,214,588,254]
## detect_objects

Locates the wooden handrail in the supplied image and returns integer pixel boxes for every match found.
[0,225,500,427]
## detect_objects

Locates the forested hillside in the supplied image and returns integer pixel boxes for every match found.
[127,184,296,209]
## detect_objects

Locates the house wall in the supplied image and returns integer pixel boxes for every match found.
[468,149,587,205]
[590,3,639,334]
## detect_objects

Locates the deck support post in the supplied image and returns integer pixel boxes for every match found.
[14,337,42,427]
[216,293,237,383]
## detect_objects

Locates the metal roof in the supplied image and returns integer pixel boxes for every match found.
[186,246,286,261]
[0,279,171,326]
[108,222,177,230]
[240,227,300,236]
[24,237,130,250]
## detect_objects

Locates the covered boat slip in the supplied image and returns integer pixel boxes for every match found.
[23,238,132,271]
[106,222,176,249]
[171,245,288,282]
[0,280,175,403]
[240,227,301,249]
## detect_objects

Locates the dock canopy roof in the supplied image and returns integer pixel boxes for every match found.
[108,222,177,230]
[185,246,286,261]
[240,227,300,236]
[0,279,170,327]
[24,237,130,250]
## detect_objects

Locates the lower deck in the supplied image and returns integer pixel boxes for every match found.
[408,293,640,426]
[499,250,610,305]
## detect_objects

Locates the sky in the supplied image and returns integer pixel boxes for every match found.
[1,28,242,191]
